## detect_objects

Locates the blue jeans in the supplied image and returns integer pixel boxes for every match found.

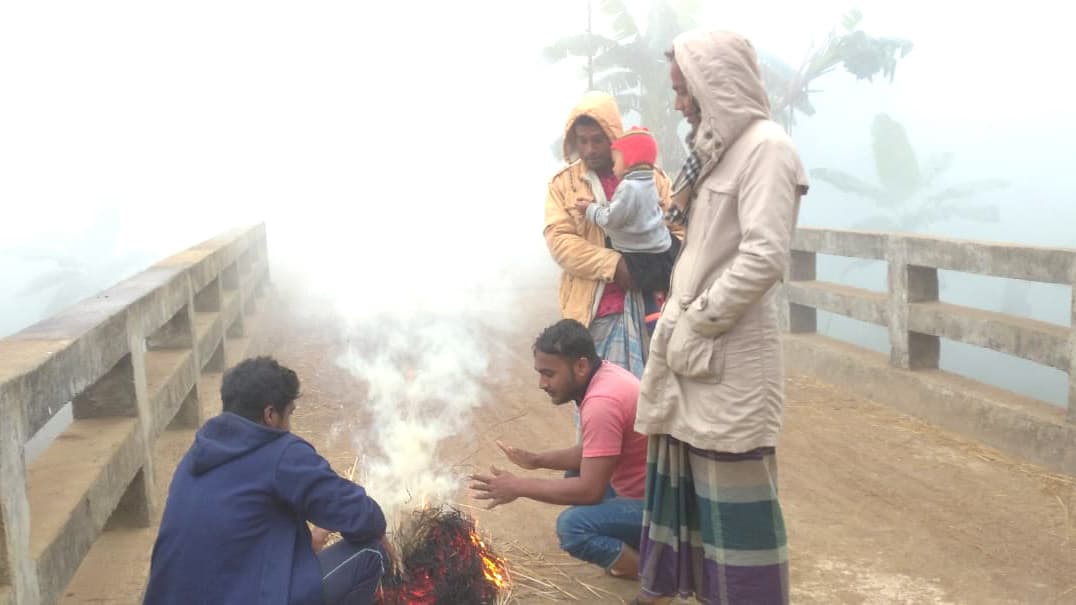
[318,539,386,605]
[556,482,644,569]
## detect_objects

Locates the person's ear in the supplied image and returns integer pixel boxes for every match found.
[262,405,276,427]
[574,357,590,379]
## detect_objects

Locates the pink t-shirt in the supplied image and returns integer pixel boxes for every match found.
[579,361,648,499]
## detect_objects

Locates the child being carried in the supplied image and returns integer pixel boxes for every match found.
[575,126,680,294]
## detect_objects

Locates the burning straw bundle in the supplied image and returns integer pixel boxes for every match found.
[380,505,509,605]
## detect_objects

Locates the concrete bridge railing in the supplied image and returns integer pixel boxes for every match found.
[0,225,269,605]
[780,227,1076,476]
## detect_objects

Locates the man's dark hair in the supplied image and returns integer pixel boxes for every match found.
[571,115,601,133]
[665,47,675,61]
[533,319,601,365]
[221,356,300,422]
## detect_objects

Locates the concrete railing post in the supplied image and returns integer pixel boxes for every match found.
[0,401,41,604]
[786,250,817,333]
[887,236,940,370]
[128,323,157,528]
[72,332,155,529]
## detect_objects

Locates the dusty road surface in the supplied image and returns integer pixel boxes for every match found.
[64,290,1073,604]
[258,291,1075,605]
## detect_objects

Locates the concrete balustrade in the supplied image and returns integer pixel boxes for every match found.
[782,227,1076,476]
[0,225,269,605]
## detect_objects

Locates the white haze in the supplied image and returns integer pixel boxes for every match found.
[1,0,591,511]
[335,317,489,519]
[3,1,1076,504]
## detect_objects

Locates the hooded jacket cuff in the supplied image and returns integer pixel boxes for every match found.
[585,201,600,224]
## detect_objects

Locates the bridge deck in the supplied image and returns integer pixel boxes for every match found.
[56,301,1075,604]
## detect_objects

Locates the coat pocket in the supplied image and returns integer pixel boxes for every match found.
[665,317,727,383]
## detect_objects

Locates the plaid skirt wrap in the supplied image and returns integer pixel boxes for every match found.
[589,289,649,378]
[639,435,789,604]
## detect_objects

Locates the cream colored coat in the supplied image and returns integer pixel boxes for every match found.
[635,31,808,452]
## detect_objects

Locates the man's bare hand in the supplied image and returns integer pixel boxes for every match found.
[574,198,592,213]
[469,465,519,510]
[310,526,332,552]
[497,440,540,470]
[614,257,636,291]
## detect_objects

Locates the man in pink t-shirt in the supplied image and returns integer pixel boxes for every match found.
[470,319,648,579]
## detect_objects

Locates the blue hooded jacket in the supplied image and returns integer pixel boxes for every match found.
[144,413,386,604]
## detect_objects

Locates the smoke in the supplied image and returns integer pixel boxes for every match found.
[333,314,491,518]
[0,0,579,338]
[9,0,1072,502]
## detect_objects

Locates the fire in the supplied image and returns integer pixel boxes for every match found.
[470,530,509,588]
[379,506,510,604]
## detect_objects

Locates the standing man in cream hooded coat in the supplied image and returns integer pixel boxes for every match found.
[632,30,807,605]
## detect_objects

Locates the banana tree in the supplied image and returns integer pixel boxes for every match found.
[544,0,702,171]
[812,113,1007,233]
[546,5,912,169]
[811,112,1008,304]
[761,10,914,131]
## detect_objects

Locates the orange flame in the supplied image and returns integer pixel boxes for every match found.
[470,530,509,589]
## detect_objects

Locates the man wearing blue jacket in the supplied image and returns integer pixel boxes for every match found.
[144,356,388,604]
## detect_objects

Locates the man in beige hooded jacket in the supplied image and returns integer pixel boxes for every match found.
[543,93,680,377]
[632,31,807,605]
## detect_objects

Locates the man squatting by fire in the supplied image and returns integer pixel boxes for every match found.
[144,357,390,605]
[469,319,650,578]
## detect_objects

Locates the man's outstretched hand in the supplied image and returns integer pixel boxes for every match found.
[469,465,520,510]
[496,440,540,470]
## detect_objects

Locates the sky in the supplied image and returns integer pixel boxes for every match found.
[1,1,587,331]
[2,0,1074,401]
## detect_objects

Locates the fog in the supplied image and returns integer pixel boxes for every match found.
[3,1,1074,497]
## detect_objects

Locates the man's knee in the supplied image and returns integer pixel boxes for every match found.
[320,540,386,605]
[556,506,587,555]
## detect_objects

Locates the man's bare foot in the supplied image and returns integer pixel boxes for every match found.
[608,545,640,580]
